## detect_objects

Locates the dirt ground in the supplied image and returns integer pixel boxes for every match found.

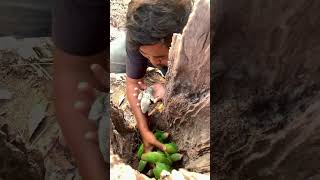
[110,0,129,41]
[110,0,129,29]
[0,37,80,179]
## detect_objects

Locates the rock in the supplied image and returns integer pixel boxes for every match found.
[138,87,155,114]
[178,168,210,180]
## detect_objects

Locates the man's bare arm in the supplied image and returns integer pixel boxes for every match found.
[126,77,164,151]
[53,48,107,180]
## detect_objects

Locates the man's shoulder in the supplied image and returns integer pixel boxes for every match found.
[125,42,149,79]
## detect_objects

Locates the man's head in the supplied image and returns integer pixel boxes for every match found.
[126,0,192,68]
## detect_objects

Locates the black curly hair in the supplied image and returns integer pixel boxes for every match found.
[126,0,192,50]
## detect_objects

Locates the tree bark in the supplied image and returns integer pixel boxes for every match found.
[213,1,320,179]
[152,0,211,173]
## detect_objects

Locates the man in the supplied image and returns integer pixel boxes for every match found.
[52,0,191,179]
[123,0,192,152]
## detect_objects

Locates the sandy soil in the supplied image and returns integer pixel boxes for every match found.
[0,37,79,179]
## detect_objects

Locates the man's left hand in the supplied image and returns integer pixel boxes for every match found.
[151,83,165,103]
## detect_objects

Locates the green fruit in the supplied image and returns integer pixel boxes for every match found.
[137,160,147,172]
[164,143,178,154]
[141,151,172,165]
[170,153,183,162]
[153,162,172,179]
[154,130,169,143]
[137,144,144,159]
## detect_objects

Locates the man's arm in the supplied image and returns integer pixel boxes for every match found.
[126,77,165,152]
[53,48,107,180]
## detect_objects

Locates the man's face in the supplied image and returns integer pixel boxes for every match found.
[139,42,169,68]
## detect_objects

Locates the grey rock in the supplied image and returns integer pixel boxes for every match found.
[138,87,155,114]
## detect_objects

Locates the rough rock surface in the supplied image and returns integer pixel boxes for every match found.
[212,0,320,179]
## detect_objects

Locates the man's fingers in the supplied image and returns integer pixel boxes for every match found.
[155,142,166,152]
[78,82,102,99]
[134,87,139,91]
[77,82,96,103]
[78,81,90,92]
[91,64,108,86]
[84,130,99,144]
[143,145,153,153]
[74,101,99,145]
[146,137,165,152]
[74,100,91,116]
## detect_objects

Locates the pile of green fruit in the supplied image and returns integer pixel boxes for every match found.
[137,130,183,179]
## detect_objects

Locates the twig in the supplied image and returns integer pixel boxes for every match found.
[29,63,44,78]
[36,64,53,80]
[39,57,53,62]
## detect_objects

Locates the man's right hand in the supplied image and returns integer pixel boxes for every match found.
[126,77,165,153]
[140,129,166,152]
